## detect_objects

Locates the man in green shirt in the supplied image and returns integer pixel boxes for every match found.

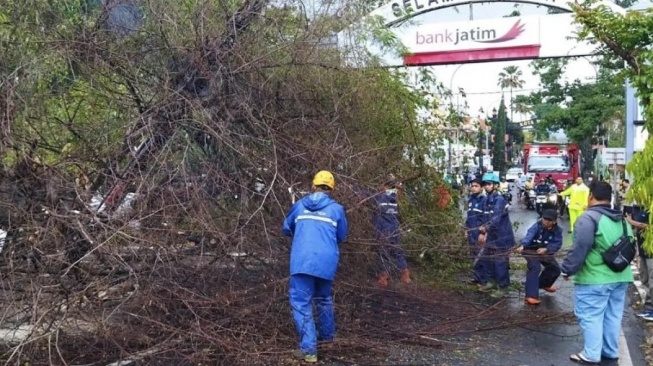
[561,181,634,365]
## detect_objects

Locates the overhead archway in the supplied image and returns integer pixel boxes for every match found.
[372,0,573,27]
[358,0,628,66]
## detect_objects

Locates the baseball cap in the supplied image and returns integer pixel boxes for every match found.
[542,209,558,221]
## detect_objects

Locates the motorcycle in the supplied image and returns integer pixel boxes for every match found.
[535,194,548,215]
[502,191,513,209]
[536,191,560,216]
[523,188,536,209]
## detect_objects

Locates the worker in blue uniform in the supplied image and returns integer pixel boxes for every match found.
[466,178,487,285]
[478,172,515,298]
[283,170,348,363]
[516,209,563,305]
[374,175,411,287]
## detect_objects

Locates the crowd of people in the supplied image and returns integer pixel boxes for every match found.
[281,170,646,364]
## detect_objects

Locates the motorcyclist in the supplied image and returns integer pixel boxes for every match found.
[535,177,552,195]
[477,172,515,298]
[499,176,509,193]
[524,176,534,190]
[546,175,558,192]
[518,173,529,187]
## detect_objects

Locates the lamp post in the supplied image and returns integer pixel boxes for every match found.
[486,107,497,157]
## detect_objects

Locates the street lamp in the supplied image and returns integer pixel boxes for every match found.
[486,108,497,155]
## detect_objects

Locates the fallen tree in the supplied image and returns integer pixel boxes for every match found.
[0,1,478,364]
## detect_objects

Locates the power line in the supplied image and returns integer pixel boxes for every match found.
[452,87,545,96]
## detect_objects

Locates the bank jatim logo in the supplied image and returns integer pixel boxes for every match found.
[477,20,525,43]
[415,19,526,45]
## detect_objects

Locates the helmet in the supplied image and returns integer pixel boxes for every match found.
[312,170,335,189]
[481,173,500,184]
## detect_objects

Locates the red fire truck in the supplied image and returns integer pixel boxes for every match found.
[523,142,581,191]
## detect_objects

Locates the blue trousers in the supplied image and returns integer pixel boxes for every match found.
[482,246,511,288]
[378,233,407,272]
[523,251,561,298]
[574,283,628,362]
[289,274,335,355]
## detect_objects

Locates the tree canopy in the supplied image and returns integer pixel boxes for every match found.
[512,58,624,175]
[572,1,653,253]
[0,1,468,364]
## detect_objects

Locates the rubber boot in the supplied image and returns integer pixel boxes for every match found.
[377,272,390,288]
[400,268,412,284]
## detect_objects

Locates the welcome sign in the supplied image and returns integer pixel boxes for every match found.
[388,13,595,65]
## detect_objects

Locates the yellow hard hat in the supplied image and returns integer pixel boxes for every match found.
[312,170,335,189]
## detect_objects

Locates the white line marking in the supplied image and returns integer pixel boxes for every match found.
[619,329,633,366]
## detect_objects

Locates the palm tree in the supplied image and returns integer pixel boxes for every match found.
[513,101,532,122]
[497,66,525,123]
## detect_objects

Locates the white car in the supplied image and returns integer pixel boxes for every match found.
[505,167,523,182]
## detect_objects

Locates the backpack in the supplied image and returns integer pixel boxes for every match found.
[585,210,635,273]
[601,219,636,272]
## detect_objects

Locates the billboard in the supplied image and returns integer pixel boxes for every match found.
[381,13,596,66]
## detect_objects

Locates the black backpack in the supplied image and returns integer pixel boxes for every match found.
[601,219,636,272]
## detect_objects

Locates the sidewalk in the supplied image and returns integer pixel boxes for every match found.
[631,260,653,365]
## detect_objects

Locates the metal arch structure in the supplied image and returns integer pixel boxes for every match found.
[355,0,629,68]
[373,0,572,27]
[371,0,626,27]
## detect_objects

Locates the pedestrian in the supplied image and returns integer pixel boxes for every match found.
[619,179,630,210]
[560,177,590,234]
[627,208,652,320]
[560,181,634,365]
[477,172,515,298]
[465,178,487,285]
[515,209,563,305]
[374,175,411,287]
[282,170,348,363]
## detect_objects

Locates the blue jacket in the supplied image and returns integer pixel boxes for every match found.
[535,183,552,195]
[466,193,486,242]
[520,221,563,253]
[373,190,401,235]
[283,192,348,280]
[483,191,515,248]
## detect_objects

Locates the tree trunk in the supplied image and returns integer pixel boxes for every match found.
[509,87,513,123]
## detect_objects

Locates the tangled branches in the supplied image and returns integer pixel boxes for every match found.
[0,1,535,364]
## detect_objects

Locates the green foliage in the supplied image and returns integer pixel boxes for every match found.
[515,55,624,175]
[573,1,653,253]
[497,65,525,91]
